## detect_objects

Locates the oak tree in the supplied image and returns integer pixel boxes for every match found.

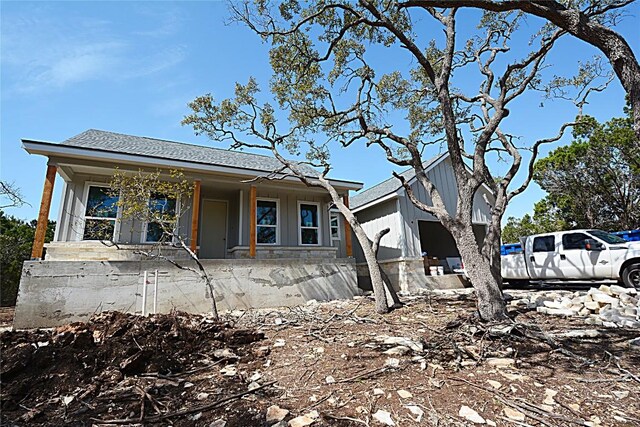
[189,1,622,320]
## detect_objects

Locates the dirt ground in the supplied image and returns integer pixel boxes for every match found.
[1,290,639,426]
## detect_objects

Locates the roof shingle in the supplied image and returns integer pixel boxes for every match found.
[62,129,324,178]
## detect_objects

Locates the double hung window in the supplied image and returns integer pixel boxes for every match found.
[145,193,177,243]
[329,211,341,241]
[256,199,278,244]
[299,202,320,245]
[83,185,119,240]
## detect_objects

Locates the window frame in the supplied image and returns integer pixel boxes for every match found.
[329,209,341,241]
[82,182,121,242]
[562,232,591,251]
[298,201,322,246]
[532,235,555,253]
[256,197,280,246]
[142,193,181,244]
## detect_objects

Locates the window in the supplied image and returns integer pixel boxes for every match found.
[329,211,341,241]
[587,230,626,244]
[299,202,320,245]
[83,185,119,240]
[532,236,555,252]
[562,233,590,250]
[256,199,278,244]
[145,193,177,243]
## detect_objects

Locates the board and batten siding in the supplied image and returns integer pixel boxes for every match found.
[54,173,193,245]
[239,188,333,248]
[353,198,404,263]
[356,156,495,260]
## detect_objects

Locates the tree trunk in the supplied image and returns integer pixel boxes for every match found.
[372,227,403,308]
[351,222,390,314]
[452,225,507,321]
[315,177,391,314]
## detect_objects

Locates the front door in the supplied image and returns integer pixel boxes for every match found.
[199,200,227,259]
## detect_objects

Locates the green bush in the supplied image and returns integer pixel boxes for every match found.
[0,211,54,306]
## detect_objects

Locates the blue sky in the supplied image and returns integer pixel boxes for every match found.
[1,1,638,223]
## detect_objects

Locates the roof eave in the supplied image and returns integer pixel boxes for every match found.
[351,192,398,213]
[22,139,363,191]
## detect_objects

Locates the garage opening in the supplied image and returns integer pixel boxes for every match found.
[418,221,486,273]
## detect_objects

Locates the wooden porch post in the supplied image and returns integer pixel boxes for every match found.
[343,193,353,257]
[190,180,201,253]
[249,185,257,258]
[31,164,57,260]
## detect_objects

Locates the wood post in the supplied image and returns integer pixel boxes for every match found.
[343,193,353,257]
[190,180,201,254]
[31,164,57,260]
[249,185,257,258]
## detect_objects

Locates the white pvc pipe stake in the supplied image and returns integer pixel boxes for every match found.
[153,270,159,314]
[142,271,148,317]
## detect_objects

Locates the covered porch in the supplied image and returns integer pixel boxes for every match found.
[33,160,356,262]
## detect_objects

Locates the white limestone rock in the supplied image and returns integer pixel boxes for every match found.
[372,409,396,426]
[459,406,485,424]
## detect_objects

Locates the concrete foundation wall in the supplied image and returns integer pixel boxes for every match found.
[44,242,191,261]
[357,258,469,292]
[14,258,358,329]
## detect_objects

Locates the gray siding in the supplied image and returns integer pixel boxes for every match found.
[239,187,333,248]
[355,157,495,259]
[55,174,340,252]
[353,198,404,263]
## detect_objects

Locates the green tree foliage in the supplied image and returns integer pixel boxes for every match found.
[0,211,54,306]
[534,112,640,230]
[502,198,567,243]
[184,1,623,321]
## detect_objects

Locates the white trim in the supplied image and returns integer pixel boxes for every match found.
[238,190,243,246]
[81,181,121,242]
[23,140,363,190]
[298,201,322,246]
[329,210,341,241]
[256,197,280,245]
[351,192,398,213]
[199,198,229,259]
[54,180,68,242]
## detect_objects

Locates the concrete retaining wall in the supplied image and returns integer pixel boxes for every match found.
[357,258,469,292]
[14,258,358,329]
[44,242,190,261]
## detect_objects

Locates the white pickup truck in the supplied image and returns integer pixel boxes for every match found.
[501,229,640,288]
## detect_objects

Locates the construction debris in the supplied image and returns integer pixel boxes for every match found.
[508,285,640,328]
[2,290,639,426]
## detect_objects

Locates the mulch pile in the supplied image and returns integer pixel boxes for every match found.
[1,311,269,426]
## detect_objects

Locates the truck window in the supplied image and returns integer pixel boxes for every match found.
[587,229,626,244]
[562,233,590,250]
[533,236,555,252]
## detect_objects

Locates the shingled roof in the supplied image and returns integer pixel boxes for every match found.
[60,129,323,178]
[351,153,446,210]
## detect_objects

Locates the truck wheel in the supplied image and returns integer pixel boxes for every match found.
[622,263,640,289]
[509,279,530,288]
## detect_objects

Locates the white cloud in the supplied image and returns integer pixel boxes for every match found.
[1,4,187,93]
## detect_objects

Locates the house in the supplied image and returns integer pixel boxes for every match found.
[15,129,362,328]
[351,153,495,292]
